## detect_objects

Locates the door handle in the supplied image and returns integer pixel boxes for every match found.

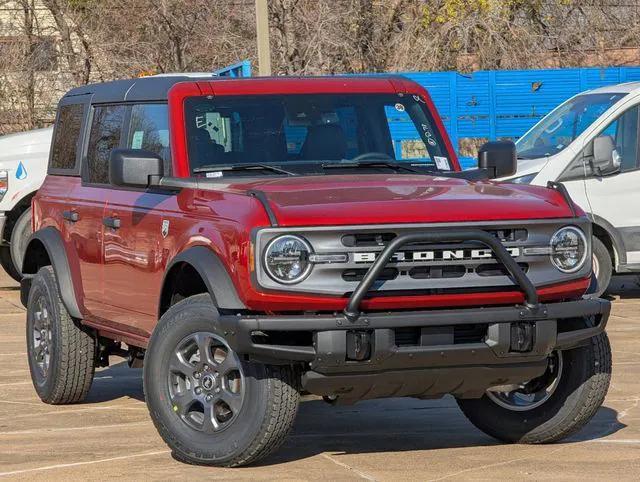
[62,210,79,223]
[103,216,121,229]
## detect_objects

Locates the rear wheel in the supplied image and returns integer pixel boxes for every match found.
[0,246,20,281]
[144,294,299,467]
[0,207,32,282]
[26,266,95,404]
[457,332,611,443]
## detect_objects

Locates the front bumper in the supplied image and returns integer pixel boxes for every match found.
[219,298,609,402]
[222,227,607,402]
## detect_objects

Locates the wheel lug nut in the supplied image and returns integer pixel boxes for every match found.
[205,394,213,402]
[203,364,209,371]
[195,387,202,395]
[194,372,201,379]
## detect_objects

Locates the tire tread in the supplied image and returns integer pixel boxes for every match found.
[29,266,95,404]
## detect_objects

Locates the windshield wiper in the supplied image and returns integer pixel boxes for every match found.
[321,160,420,173]
[192,163,297,176]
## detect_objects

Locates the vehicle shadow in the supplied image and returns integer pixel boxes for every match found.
[605,274,640,300]
[83,360,144,403]
[258,399,626,466]
[82,365,625,465]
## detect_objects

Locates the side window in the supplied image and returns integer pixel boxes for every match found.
[50,103,84,172]
[86,105,126,185]
[611,106,639,171]
[127,104,171,174]
[561,105,640,181]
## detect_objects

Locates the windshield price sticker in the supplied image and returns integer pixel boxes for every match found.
[434,156,450,170]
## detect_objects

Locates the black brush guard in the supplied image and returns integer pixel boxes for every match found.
[342,229,539,321]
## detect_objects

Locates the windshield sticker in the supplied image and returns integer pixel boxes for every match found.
[394,103,405,112]
[413,95,425,103]
[205,171,223,178]
[195,115,207,129]
[434,156,450,170]
[131,131,144,149]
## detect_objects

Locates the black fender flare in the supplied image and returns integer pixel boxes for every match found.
[589,213,626,267]
[21,227,83,319]
[160,246,246,316]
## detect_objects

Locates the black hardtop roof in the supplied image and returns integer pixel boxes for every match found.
[63,74,406,104]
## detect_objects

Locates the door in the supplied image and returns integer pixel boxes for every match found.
[66,103,126,322]
[43,97,89,301]
[101,103,175,336]
[582,104,640,266]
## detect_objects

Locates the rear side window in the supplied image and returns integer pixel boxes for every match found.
[127,104,171,174]
[86,105,126,185]
[50,103,84,172]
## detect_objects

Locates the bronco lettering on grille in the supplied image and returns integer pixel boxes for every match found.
[353,247,521,263]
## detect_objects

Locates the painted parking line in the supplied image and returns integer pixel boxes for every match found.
[0,421,149,436]
[0,404,148,422]
[0,381,32,387]
[0,400,42,407]
[589,439,640,444]
[0,450,170,477]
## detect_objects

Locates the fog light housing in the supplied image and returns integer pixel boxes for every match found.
[510,322,535,353]
[346,330,372,361]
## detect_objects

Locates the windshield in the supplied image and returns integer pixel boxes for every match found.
[516,93,626,159]
[184,93,453,175]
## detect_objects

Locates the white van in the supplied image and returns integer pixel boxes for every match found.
[0,127,52,281]
[503,82,640,295]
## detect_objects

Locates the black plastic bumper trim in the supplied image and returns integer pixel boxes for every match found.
[218,298,610,368]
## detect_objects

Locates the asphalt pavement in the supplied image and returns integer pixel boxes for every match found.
[0,269,639,480]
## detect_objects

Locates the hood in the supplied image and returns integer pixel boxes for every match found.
[222,174,577,226]
[499,156,549,182]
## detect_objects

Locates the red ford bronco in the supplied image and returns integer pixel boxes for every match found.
[22,75,611,467]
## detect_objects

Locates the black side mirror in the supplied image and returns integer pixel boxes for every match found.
[109,149,163,188]
[591,135,621,176]
[478,141,517,179]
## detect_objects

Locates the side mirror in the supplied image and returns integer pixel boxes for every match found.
[477,140,517,179]
[109,149,163,188]
[592,135,621,176]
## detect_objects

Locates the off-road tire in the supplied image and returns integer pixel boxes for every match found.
[588,237,612,298]
[0,246,20,282]
[26,266,95,404]
[144,293,300,467]
[457,332,611,443]
[9,207,32,282]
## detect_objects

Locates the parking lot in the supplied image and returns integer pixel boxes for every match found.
[0,270,639,480]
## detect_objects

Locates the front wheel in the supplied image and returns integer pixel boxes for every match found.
[144,294,300,467]
[589,237,612,298]
[457,332,611,444]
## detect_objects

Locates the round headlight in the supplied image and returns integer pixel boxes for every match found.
[550,226,588,273]
[264,235,313,284]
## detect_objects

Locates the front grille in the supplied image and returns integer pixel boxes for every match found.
[476,263,529,277]
[254,219,589,296]
[342,232,396,247]
[342,267,398,282]
[341,229,527,247]
[409,265,466,279]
